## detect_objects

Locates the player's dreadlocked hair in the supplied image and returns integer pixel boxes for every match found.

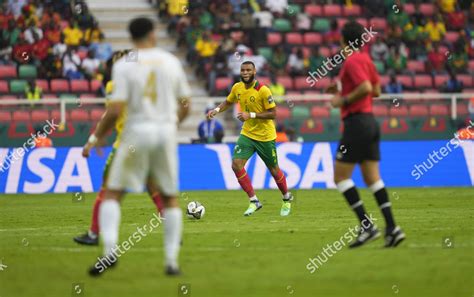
[341,21,365,45]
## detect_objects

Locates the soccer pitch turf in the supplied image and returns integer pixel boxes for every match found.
[0,188,472,297]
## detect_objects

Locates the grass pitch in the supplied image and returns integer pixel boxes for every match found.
[0,188,472,297]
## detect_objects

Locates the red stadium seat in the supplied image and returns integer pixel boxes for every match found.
[302,47,311,59]
[215,77,232,91]
[35,79,49,92]
[70,80,90,92]
[445,31,459,43]
[303,33,322,45]
[457,104,468,116]
[90,108,105,121]
[469,61,474,71]
[420,4,435,16]
[389,106,408,117]
[0,80,8,93]
[457,75,473,87]
[313,77,331,90]
[407,60,425,73]
[403,3,415,14]
[0,95,18,100]
[70,110,90,121]
[51,79,70,93]
[355,18,368,27]
[311,106,329,118]
[305,4,323,16]
[0,66,17,78]
[51,110,61,121]
[373,105,388,117]
[276,107,291,120]
[343,4,361,16]
[31,110,50,122]
[397,75,413,88]
[258,77,271,86]
[409,104,429,117]
[90,80,103,93]
[277,76,294,89]
[286,33,303,45]
[267,33,282,45]
[379,75,390,86]
[0,111,11,122]
[370,18,387,31]
[13,111,30,121]
[430,104,449,116]
[414,75,433,88]
[79,93,96,99]
[337,19,348,30]
[324,5,342,17]
[434,75,449,87]
[294,77,310,90]
[319,46,331,57]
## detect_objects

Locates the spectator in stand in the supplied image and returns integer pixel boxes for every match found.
[253,6,273,30]
[0,6,14,31]
[17,4,38,29]
[427,43,446,74]
[8,0,27,18]
[386,23,403,47]
[295,11,311,33]
[12,35,33,64]
[214,1,233,32]
[62,48,83,79]
[448,38,468,73]
[440,70,463,92]
[269,74,286,100]
[195,31,219,76]
[53,33,67,59]
[402,16,427,59]
[198,7,214,31]
[424,15,446,44]
[89,33,112,62]
[325,19,341,46]
[371,37,390,62]
[198,107,224,143]
[75,2,95,30]
[309,46,325,73]
[270,45,287,75]
[438,0,456,13]
[82,50,100,80]
[364,0,386,18]
[388,0,410,28]
[446,5,466,30]
[183,18,203,63]
[265,0,288,15]
[411,2,425,26]
[24,20,43,44]
[39,6,61,29]
[84,20,102,46]
[44,21,61,44]
[275,124,289,143]
[387,46,407,74]
[2,19,21,47]
[25,80,42,104]
[288,48,305,78]
[384,72,403,94]
[63,21,84,47]
[31,31,50,62]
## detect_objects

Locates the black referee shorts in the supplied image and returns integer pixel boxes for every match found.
[336,113,381,164]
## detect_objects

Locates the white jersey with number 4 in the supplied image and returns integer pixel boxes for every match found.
[106,48,191,194]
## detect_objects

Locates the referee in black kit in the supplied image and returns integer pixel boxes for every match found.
[328,21,405,248]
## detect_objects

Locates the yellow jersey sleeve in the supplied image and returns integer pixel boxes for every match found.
[226,83,238,103]
[260,86,276,110]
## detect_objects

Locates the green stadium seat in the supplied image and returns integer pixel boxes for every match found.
[313,18,331,32]
[374,61,385,74]
[10,80,28,93]
[258,47,273,61]
[18,65,38,79]
[287,4,301,16]
[312,19,330,32]
[291,106,310,118]
[274,19,292,32]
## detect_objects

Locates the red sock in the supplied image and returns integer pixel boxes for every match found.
[90,189,105,234]
[234,168,255,198]
[273,170,288,195]
[151,193,164,216]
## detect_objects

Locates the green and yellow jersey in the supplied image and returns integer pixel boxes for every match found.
[105,80,126,149]
[226,80,277,142]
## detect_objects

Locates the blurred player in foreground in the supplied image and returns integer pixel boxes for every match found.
[328,21,405,248]
[73,50,164,246]
[208,61,293,216]
[87,17,191,276]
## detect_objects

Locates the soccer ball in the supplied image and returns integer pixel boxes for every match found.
[186,201,205,220]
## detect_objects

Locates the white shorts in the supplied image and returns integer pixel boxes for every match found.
[106,124,178,196]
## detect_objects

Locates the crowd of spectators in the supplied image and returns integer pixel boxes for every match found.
[0,0,112,97]
[157,0,473,95]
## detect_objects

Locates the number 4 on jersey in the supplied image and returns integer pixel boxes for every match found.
[144,71,158,103]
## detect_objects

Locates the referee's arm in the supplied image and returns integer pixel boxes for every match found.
[331,80,379,108]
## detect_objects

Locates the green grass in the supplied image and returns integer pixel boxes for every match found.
[0,188,473,297]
